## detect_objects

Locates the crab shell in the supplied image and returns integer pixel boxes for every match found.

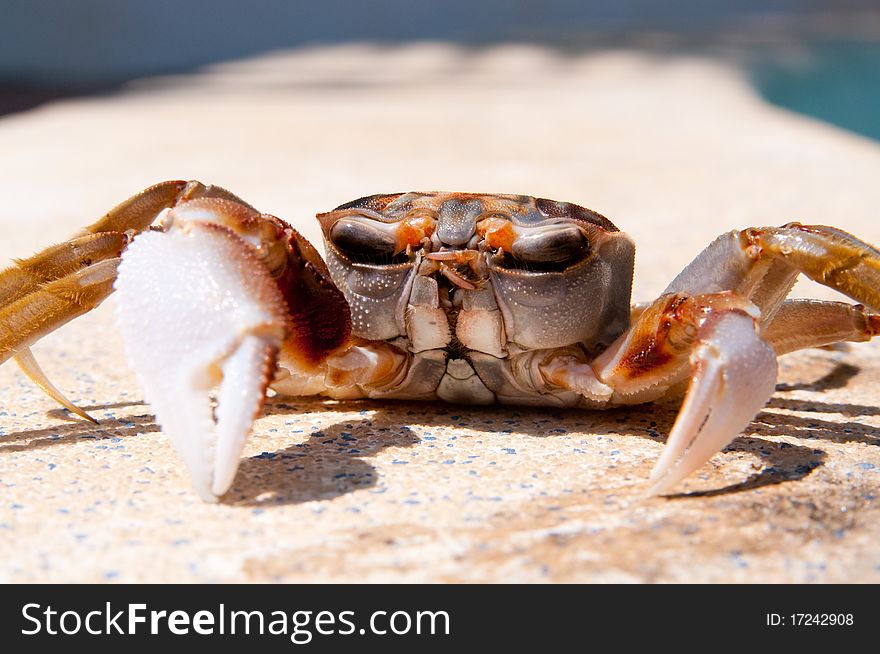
[307,192,635,405]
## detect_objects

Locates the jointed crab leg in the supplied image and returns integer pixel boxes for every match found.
[762,299,880,355]
[13,348,98,422]
[0,258,121,366]
[0,180,255,328]
[77,179,256,237]
[0,181,355,500]
[590,223,880,494]
[665,223,880,316]
[0,229,130,415]
[0,232,127,306]
[0,180,258,418]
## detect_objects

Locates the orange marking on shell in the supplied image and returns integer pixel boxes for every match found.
[477,216,515,252]
[396,213,436,252]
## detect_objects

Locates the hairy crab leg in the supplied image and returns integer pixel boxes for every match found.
[0,180,255,417]
[0,259,123,420]
[761,299,880,355]
[0,233,128,419]
[750,224,880,310]
[78,179,256,237]
[78,180,191,236]
[664,223,880,317]
[0,258,121,367]
[0,232,128,306]
[13,347,99,422]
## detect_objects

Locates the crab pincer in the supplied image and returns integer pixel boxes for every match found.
[115,198,350,501]
[115,221,283,500]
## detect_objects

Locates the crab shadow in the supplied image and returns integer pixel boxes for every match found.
[502,402,836,499]
[774,361,860,393]
[225,360,880,505]
[0,407,158,453]
[45,400,148,422]
[1,363,876,503]
[0,400,155,454]
[660,402,880,499]
[634,360,880,498]
[222,413,420,506]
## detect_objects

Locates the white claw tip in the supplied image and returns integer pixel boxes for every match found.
[115,223,286,501]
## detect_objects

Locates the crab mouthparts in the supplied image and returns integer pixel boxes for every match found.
[425,249,482,290]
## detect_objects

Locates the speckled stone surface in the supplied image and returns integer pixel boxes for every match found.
[1,44,879,582]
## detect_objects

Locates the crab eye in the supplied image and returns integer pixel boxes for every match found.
[329,218,401,263]
[506,224,591,271]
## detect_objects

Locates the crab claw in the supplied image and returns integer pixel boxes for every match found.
[115,221,288,502]
[648,310,778,495]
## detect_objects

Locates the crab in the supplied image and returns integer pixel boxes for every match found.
[2,180,879,502]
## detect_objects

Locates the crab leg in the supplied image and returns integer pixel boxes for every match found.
[586,222,880,494]
[0,233,128,355]
[0,180,250,354]
[0,233,127,306]
[664,223,880,316]
[0,180,254,417]
[587,292,778,494]
[77,178,256,237]
[0,258,121,366]
[2,181,353,500]
[13,348,98,422]
[644,309,777,495]
[762,299,880,355]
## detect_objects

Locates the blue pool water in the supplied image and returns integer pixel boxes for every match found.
[752,41,880,142]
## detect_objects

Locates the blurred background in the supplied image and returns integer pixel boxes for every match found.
[2,0,880,139]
